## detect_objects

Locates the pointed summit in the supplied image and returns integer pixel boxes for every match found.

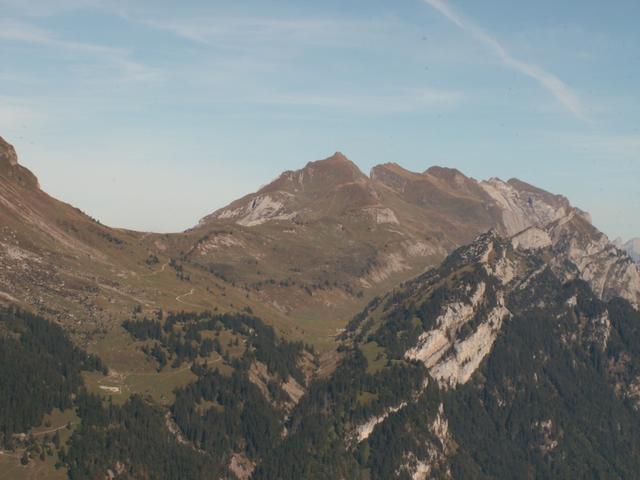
[258,151,366,195]
[200,152,372,226]
[301,151,366,184]
[327,151,349,162]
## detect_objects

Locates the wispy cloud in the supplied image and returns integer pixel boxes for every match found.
[0,0,100,17]
[0,19,159,83]
[422,0,586,120]
[131,14,399,54]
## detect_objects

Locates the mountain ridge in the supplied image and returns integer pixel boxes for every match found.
[2,135,640,479]
[1,136,638,336]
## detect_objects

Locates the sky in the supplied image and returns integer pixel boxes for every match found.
[0,0,638,239]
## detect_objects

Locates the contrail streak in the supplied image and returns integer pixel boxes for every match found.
[423,0,586,119]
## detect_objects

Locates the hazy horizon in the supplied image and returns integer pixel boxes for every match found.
[1,0,638,239]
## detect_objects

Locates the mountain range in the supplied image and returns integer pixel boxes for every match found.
[1,134,640,479]
[3,137,637,341]
[271,230,640,478]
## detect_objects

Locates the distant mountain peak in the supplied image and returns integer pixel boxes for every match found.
[200,152,372,227]
[301,151,366,182]
[326,151,349,162]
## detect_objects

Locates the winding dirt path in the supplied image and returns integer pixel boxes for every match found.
[175,288,198,307]
[142,262,169,278]
[32,423,74,437]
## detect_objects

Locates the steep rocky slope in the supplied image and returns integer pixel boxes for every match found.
[544,214,640,307]
[0,136,143,315]
[258,230,640,478]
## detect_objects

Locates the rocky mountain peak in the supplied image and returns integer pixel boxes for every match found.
[423,165,463,179]
[258,152,366,194]
[0,136,39,189]
[301,151,366,184]
[200,152,372,227]
[506,177,571,211]
[544,213,640,308]
[0,136,19,167]
[325,151,349,163]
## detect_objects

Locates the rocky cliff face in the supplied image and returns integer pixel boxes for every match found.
[0,136,18,167]
[250,226,640,478]
[545,213,640,308]
[478,177,571,235]
[326,229,640,478]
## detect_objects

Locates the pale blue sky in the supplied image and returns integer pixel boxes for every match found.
[0,0,638,239]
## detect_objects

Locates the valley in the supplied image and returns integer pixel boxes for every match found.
[1,135,640,479]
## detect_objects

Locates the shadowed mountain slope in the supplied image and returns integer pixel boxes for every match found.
[260,230,640,478]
